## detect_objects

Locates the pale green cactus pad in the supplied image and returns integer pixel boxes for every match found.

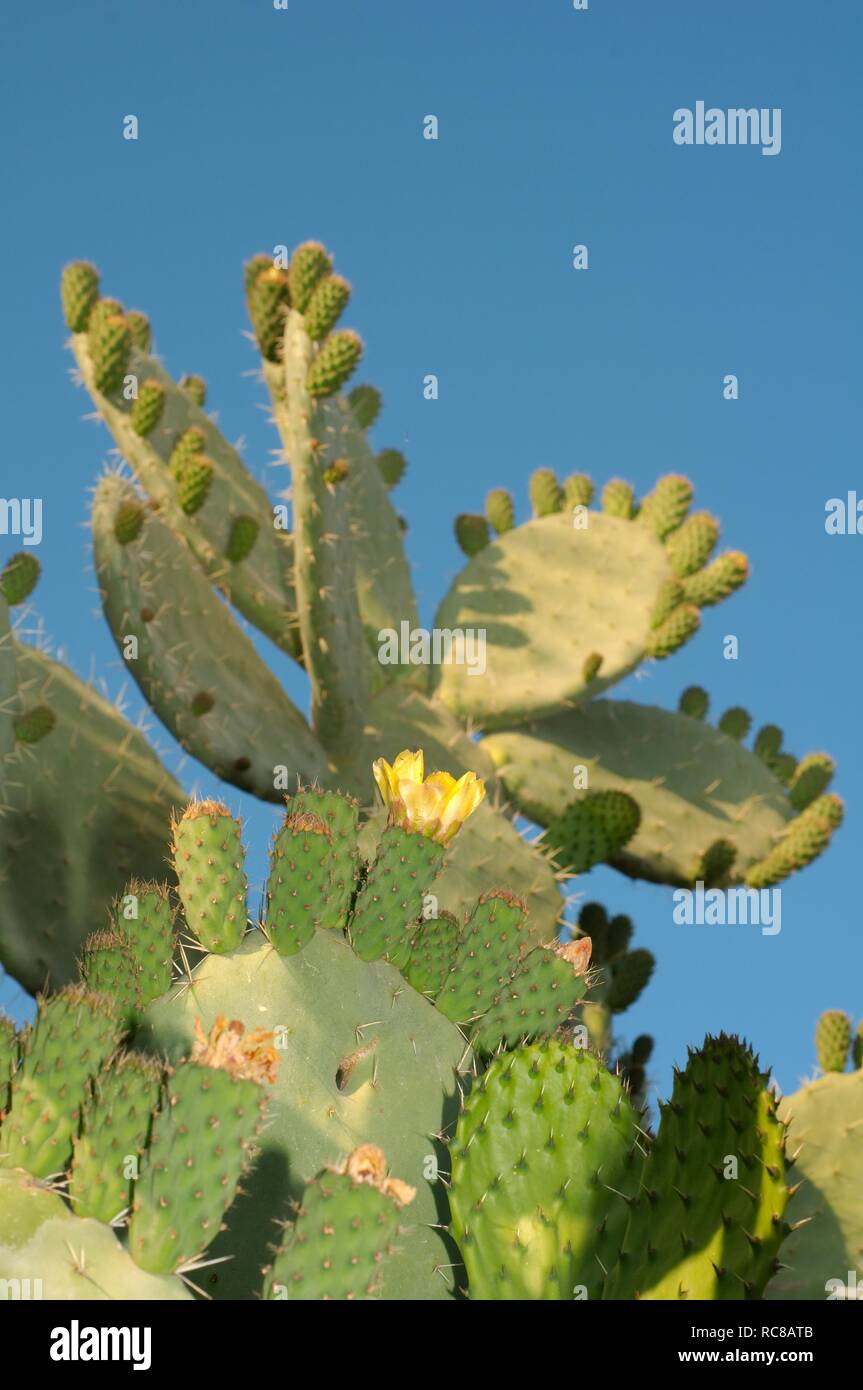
[482,700,800,886]
[0,1170,192,1301]
[137,929,471,1301]
[765,1069,863,1301]
[0,641,184,990]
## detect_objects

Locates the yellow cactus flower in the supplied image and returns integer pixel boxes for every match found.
[372,749,485,846]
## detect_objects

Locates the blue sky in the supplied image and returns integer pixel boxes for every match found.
[1,0,860,1100]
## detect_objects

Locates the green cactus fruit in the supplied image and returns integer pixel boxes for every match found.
[176,453,214,516]
[650,577,685,628]
[606,948,655,1013]
[168,426,205,476]
[582,651,603,683]
[171,801,247,954]
[0,988,122,1179]
[788,753,835,812]
[262,1145,415,1300]
[645,602,701,658]
[436,890,531,1027]
[449,1040,641,1300]
[248,265,291,362]
[112,498,145,545]
[91,313,132,396]
[576,902,608,954]
[264,811,335,956]
[376,448,406,489]
[770,752,797,786]
[563,473,594,509]
[665,511,719,577]
[80,931,144,1028]
[691,837,738,887]
[303,273,351,340]
[225,513,260,563]
[631,1034,653,1065]
[288,241,332,312]
[404,909,460,999]
[528,468,564,517]
[475,940,590,1052]
[601,478,635,518]
[306,329,363,398]
[114,882,175,1007]
[485,487,515,534]
[679,685,709,720]
[350,826,445,970]
[606,1034,790,1300]
[682,551,749,607]
[128,1018,275,1274]
[61,260,100,331]
[178,373,207,407]
[815,1010,852,1074]
[604,913,633,959]
[130,378,166,437]
[125,310,151,353]
[87,297,125,338]
[243,253,274,300]
[347,383,383,429]
[854,1022,863,1071]
[454,512,490,556]
[637,474,694,539]
[68,1051,164,1225]
[746,794,844,888]
[765,1069,863,1301]
[0,552,40,606]
[12,706,56,744]
[543,790,641,875]
[718,706,751,741]
[288,786,360,924]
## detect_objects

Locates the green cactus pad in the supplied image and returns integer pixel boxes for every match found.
[605,1034,790,1300]
[129,1031,272,1275]
[0,552,40,606]
[172,801,247,954]
[262,1149,413,1300]
[0,1016,20,1108]
[475,942,589,1052]
[678,685,709,720]
[454,512,490,556]
[665,511,719,576]
[125,310,151,353]
[114,881,175,1006]
[247,266,291,361]
[91,314,132,396]
[485,488,515,535]
[224,513,260,563]
[645,602,700,657]
[61,260,100,331]
[68,1051,164,1225]
[436,890,531,1028]
[376,448,406,489]
[287,786,360,924]
[80,931,144,1028]
[0,641,184,994]
[746,794,844,888]
[681,551,749,606]
[765,1070,863,1301]
[0,1169,192,1300]
[606,948,655,1013]
[543,790,641,875]
[718,706,751,740]
[350,827,445,970]
[178,373,207,407]
[347,383,382,429]
[482,700,803,887]
[137,929,470,1299]
[92,474,328,799]
[815,1010,852,1073]
[404,910,460,999]
[449,1041,641,1299]
[563,473,595,509]
[0,988,122,1179]
[431,509,720,727]
[788,753,835,812]
[601,477,635,518]
[264,811,335,956]
[637,474,694,539]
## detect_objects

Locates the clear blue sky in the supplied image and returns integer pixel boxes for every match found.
[1,0,860,1101]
